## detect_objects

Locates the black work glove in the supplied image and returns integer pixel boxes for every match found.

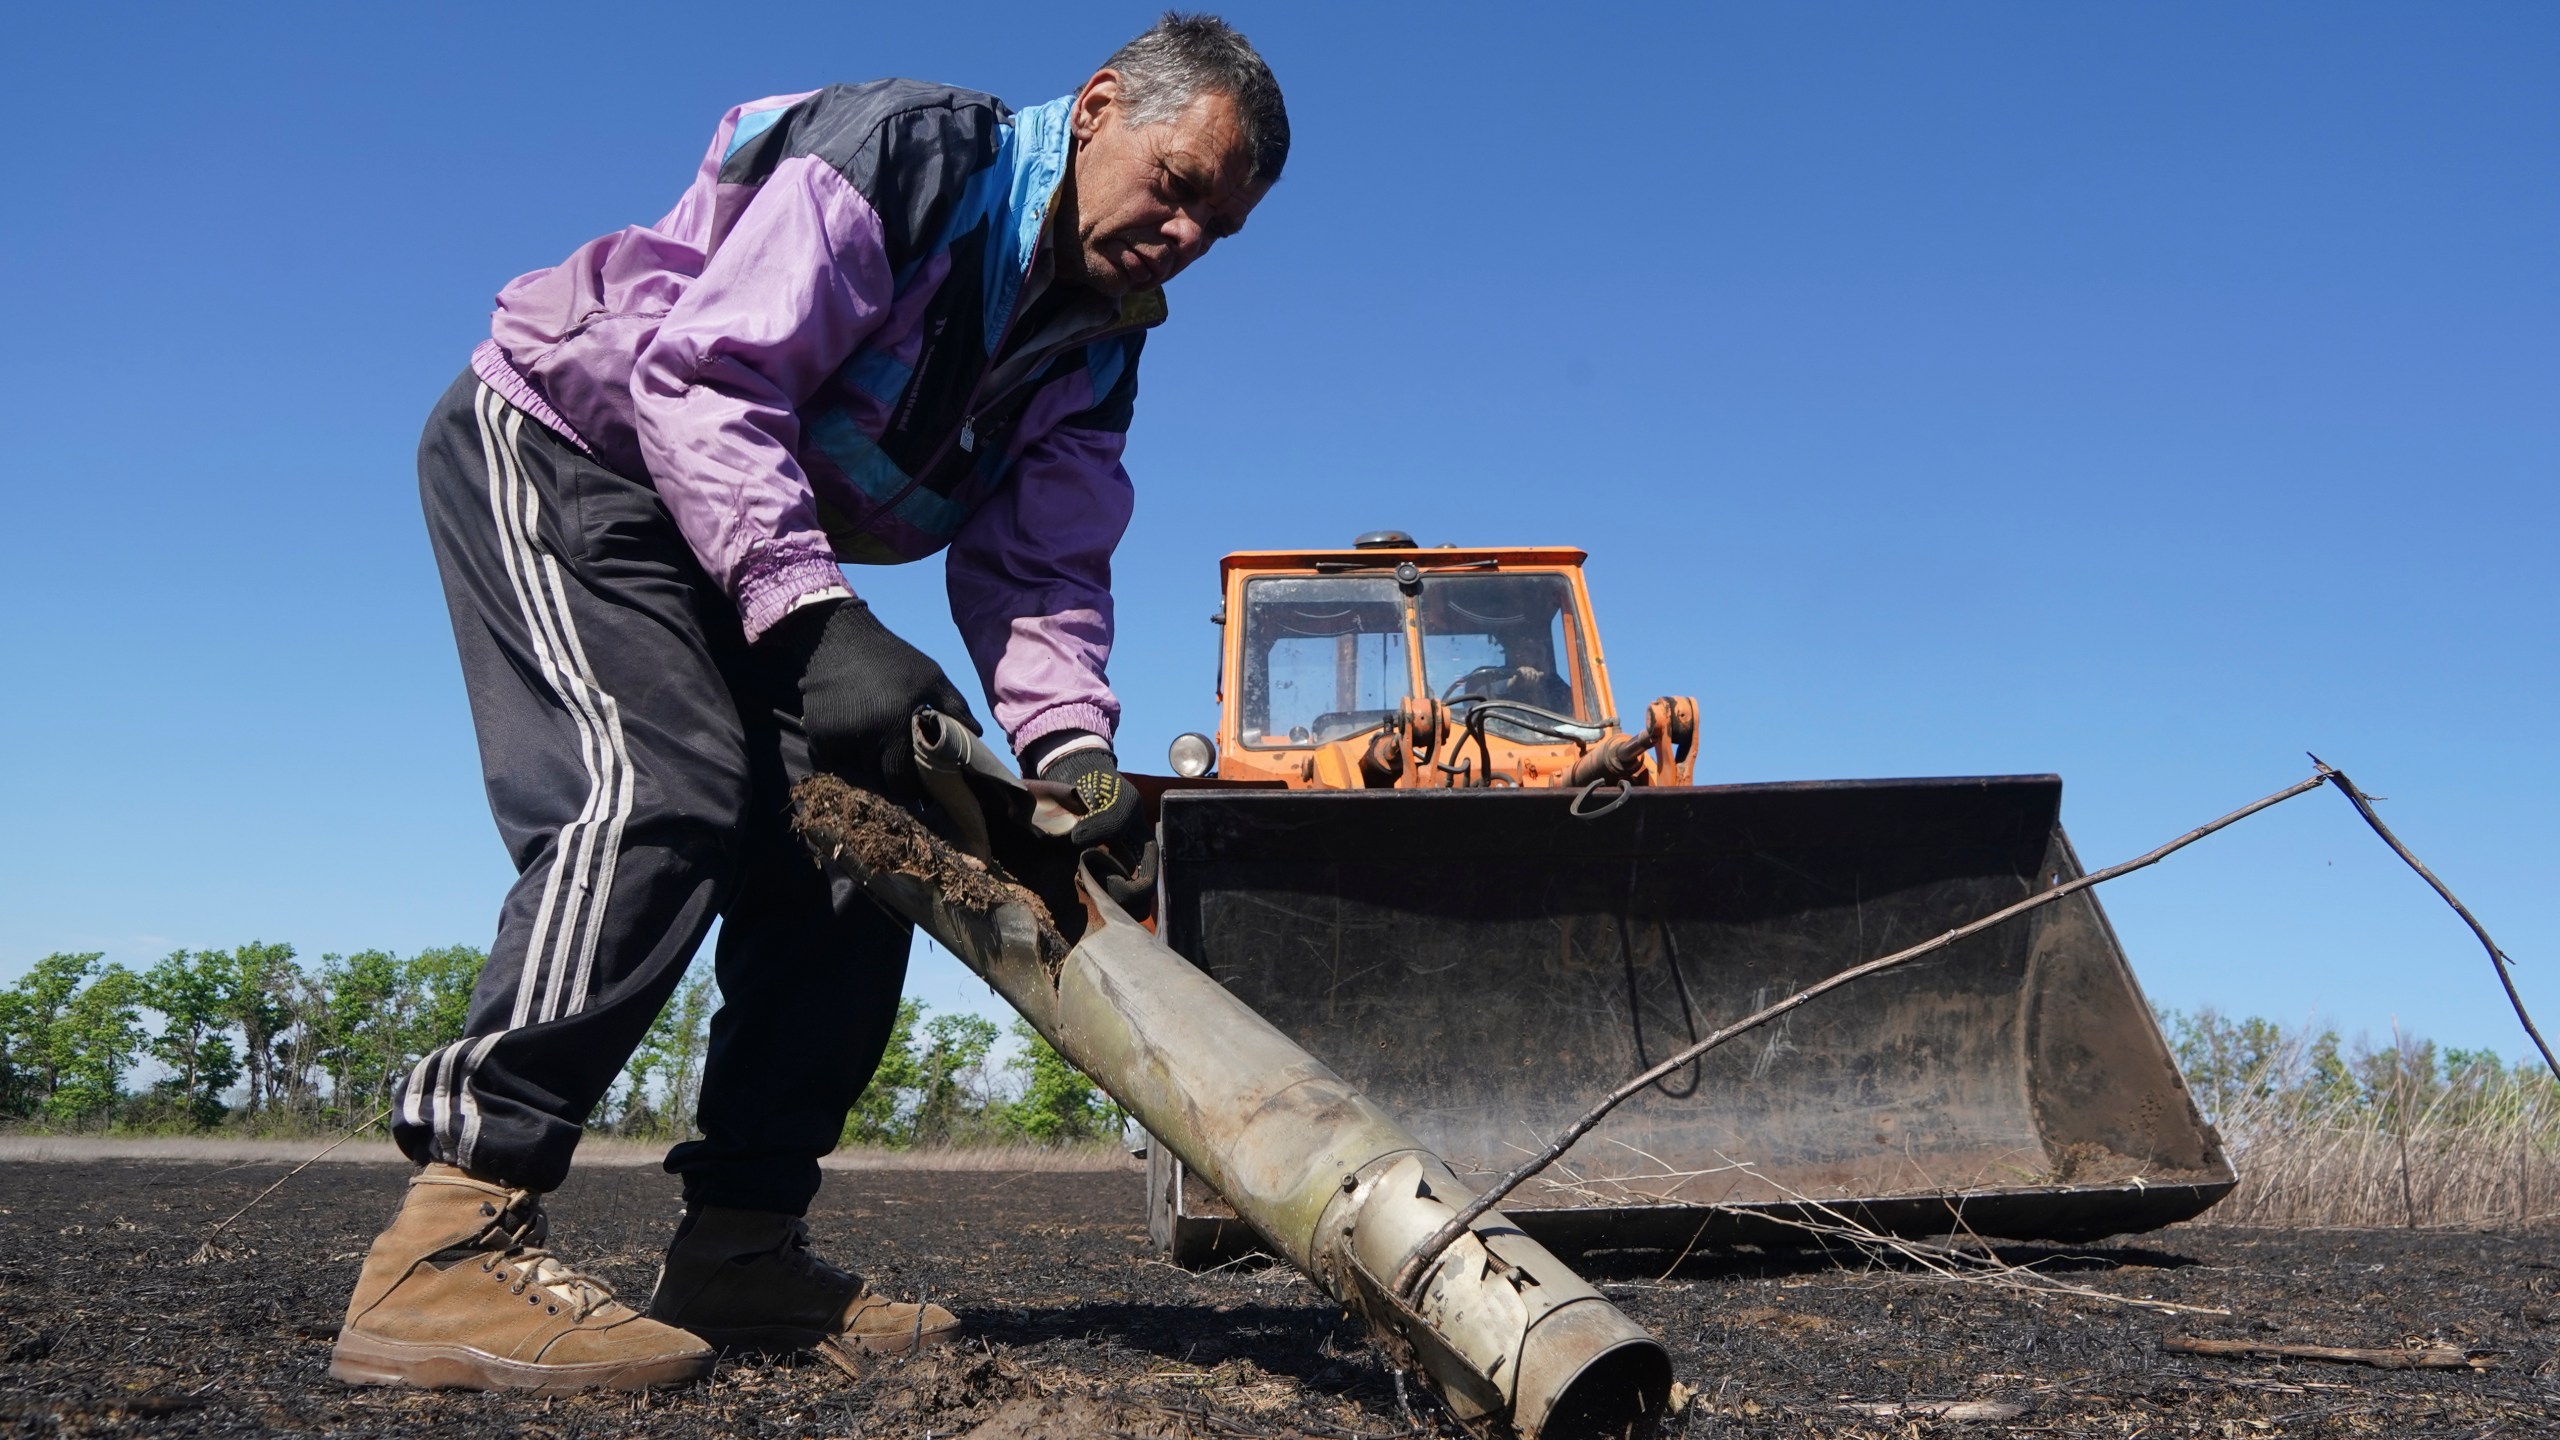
[1038,745,1145,851]
[759,598,979,797]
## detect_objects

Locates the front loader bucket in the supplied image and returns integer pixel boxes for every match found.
[1149,776,2234,1263]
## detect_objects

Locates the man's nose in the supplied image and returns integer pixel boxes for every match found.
[1165,209,1209,256]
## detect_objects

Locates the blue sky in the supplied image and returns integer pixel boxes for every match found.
[2,2,2552,1058]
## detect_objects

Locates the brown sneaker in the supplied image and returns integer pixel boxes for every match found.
[645,1205,961,1355]
[330,1164,713,1392]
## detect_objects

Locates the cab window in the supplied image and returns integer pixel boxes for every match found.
[1238,577,1410,747]
[1417,573,1595,735]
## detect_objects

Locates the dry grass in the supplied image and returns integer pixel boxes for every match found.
[2167,1010,2560,1229]
[2196,1101,2558,1229]
[820,1141,1139,1172]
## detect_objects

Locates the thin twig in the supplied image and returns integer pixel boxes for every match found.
[1390,770,2333,1298]
[2315,758,2560,1083]
[2163,1334,2492,1371]
[1649,1217,1714,1285]
[1840,1400,2031,1422]
[1680,1160,2233,1317]
[182,1106,392,1264]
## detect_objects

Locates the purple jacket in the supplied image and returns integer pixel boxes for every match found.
[472,81,1163,754]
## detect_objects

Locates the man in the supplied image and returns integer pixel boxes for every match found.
[331,15,1285,1392]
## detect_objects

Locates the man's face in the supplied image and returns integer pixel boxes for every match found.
[1063,72,1269,296]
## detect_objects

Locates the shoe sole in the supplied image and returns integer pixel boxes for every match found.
[328,1330,714,1393]
[676,1319,965,1356]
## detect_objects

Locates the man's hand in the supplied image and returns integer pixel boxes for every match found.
[1038,745,1144,851]
[760,598,979,796]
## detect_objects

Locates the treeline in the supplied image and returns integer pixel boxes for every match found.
[2162,1007,2558,1129]
[0,946,481,1129]
[0,947,1121,1147]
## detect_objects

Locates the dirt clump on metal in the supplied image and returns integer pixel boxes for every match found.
[792,774,1065,953]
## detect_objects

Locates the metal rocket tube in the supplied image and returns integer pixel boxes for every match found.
[789,717,1671,1438]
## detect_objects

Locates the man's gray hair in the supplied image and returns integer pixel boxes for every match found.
[1104,12,1290,184]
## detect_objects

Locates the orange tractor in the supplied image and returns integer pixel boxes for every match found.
[1179,533,1696,797]
[1138,532,2236,1261]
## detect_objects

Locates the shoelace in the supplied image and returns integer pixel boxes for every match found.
[755,1215,926,1342]
[768,1217,892,1316]
[421,1173,619,1322]
[772,1218,836,1281]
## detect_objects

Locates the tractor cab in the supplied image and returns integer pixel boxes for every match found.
[1172,532,1692,791]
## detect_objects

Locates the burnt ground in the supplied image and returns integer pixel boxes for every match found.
[3,1160,2558,1438]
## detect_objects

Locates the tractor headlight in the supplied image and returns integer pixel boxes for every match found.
[1167,732,1218,778]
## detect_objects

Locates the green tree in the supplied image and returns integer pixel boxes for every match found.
[2302,1028,2359,1111]
[1001,1020,1124,1143]
[611,1041,657,1134]
[141,950,239,1126]
[47,963,145,1124]
[0,988,33,1117]
[402,945,484,1061]
[619,968,714,1136]
[313,949,408,1117]
[213,941,298,1117]
[2354,1031,2441,1126]
[911,1012,1000,1145]
[1,953,104,1116]
[272,966,330,1123]
[842,998,925,1146]
[2441,1046,2527,1125]
[2164,1007,2289,1121]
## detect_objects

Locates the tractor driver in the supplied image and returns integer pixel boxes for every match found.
[333,15,1285,1393]
[1471,625,1576,715]
[1425,578,1579,718]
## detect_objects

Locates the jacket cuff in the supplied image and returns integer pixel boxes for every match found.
[738,554,853,643]
[1011,703,1116,763]
[1020,729,1110,775]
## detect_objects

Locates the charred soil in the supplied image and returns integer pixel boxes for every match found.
[3,1159,2558,1437]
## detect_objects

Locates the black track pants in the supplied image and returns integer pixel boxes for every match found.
[395,369,912,1213]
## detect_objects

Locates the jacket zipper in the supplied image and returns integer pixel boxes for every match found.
[863,310,1150,531]
[855,171,1154,535]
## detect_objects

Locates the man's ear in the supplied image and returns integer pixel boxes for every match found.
[1071,69,1121,142]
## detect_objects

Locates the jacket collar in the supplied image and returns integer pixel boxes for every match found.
[1001,95,1170,336]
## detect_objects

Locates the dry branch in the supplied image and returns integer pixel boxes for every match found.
[1690,1167,2234,1317]
[2163,1334,2493,1371]
[2317,760,2560,1084]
